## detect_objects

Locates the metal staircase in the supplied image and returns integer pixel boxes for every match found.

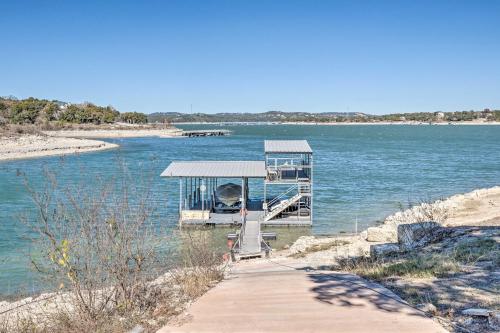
[264,183,310,221]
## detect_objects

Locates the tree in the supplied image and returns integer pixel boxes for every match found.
[120,112,148,124]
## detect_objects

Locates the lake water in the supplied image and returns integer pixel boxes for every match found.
[1,124,500,297]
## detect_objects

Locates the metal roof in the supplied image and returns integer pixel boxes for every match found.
[264,140,312,154]
[160,161,267,178]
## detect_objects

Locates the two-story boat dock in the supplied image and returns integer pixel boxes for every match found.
[161,140,313,227]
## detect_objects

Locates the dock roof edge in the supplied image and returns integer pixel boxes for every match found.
[160,161,267,178]
[264,140,312,154]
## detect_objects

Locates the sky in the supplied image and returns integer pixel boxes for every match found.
[1,0,499,115]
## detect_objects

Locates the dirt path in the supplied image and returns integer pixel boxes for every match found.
[158,258,447,333]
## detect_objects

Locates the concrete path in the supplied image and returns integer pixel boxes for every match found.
[158,258,448,333]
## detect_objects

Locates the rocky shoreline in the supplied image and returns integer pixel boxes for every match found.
[274,185,500,333]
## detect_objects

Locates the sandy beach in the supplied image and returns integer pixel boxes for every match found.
[0,135,119,161]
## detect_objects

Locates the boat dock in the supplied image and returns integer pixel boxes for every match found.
[181,129,232,137]
[160,140,313,227]
[160,140,313,259]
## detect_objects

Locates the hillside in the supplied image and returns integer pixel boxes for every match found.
[148,111,368,123]
[149,109,500,123]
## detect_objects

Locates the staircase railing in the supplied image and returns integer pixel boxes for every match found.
[267,184,298,209]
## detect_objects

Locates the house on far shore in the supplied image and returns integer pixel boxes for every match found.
[435,112,445,120]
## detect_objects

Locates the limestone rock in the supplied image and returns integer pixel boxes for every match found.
[461,308,491,317]
[370,243,400,258]
[397,222,441,250]
[489,312,500,330]
[289,236,316,254]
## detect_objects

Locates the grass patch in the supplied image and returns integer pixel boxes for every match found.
[338,254,460,280]
[452,238,499,265]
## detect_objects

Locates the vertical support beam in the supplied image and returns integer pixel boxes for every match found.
[310,153,313,224]
[241,177,246,224]
[179,178,183,222]
[263,178,267,211]
[184,178,188,210]
[201,178,205,220]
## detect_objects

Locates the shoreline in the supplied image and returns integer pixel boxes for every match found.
[2,185,498,302]
[43,127,183,138]
[0,128,183,162]
[0,135,119,162]
[281,185,500,258]
[173,121,500,126]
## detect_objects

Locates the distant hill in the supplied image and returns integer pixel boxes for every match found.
[148,109,500,123]
[148,110,369,123]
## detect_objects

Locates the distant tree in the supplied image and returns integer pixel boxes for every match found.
[9,97,48,124]
[120,112,148,124]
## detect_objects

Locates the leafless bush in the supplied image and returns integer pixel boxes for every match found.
[18,164,166,331]
[1,163,227,332]
[171,230,226,299]
[0,124,42,137]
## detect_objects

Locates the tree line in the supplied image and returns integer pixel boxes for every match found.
[148,109,500,123]
[0,96,147,125]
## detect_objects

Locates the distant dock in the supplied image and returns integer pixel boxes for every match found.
[181,129,232,137]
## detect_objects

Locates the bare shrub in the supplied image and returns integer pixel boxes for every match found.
[171,230,226,300]
[0,124,42,137]
[1,162,227,332]
[20,164,165,331]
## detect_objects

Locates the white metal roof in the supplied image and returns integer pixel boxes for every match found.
[264,140,312,154]
[160,161,267,178]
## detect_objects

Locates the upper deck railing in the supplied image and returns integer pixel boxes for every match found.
[266,157,311,182]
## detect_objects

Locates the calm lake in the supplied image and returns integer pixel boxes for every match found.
[1,124,500,297]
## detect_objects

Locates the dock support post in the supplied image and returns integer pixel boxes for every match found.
[201,178,205,221]
[310,154,313,224]
[179,178,183,221]
[241,177,246,225]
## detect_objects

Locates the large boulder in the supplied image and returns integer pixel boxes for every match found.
[366,225,397,242]
[397,222,441,250]
[370,243,400,258]
[289,236,316,254]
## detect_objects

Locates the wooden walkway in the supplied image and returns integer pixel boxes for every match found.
[240,220,261,256]
[158,259,447,333]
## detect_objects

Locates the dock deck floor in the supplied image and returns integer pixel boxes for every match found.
[181,200,312,227]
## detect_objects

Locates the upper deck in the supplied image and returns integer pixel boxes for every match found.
[264,140,313,183]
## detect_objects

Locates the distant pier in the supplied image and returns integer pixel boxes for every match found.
[181,129,232,137]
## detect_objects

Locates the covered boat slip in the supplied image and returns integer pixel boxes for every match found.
[160,140,313,227]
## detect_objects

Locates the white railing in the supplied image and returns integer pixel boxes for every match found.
[267,184,298,208]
